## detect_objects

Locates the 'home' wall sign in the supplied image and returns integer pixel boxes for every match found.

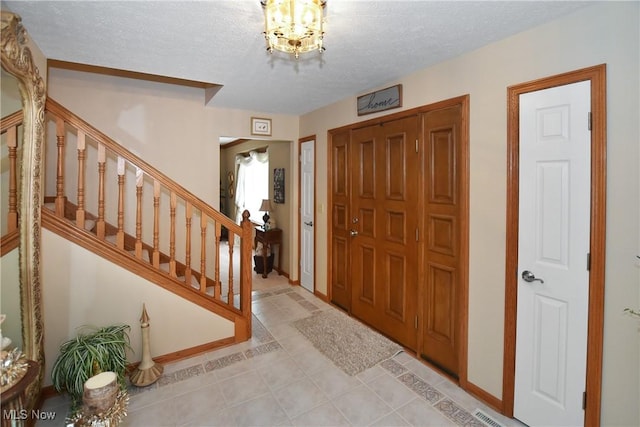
[357,84,402,116]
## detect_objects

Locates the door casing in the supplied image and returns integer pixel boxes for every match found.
[503,64,606,425]
[298,135,316,293]
[327,95,470,386]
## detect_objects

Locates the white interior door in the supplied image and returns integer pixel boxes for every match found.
[515,81,591,427]
[300,140,315,292]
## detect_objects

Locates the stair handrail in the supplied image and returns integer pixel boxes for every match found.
[42,98,253,340]
[45,98,242,236]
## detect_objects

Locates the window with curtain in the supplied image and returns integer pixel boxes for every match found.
[234,150,269,224]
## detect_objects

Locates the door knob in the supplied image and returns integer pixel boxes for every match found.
[350,229,358,237]
[521,270,544,284]
[304,221,313,227]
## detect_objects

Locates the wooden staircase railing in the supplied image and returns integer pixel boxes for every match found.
[0,109,21,255]
[1,100,254,341]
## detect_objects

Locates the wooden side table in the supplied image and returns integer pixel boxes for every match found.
[1,359,39,427]
[254,227,282,278]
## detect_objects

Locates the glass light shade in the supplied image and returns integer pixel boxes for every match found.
[262,0,326,59]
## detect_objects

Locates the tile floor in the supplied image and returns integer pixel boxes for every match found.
[37,274,524,427]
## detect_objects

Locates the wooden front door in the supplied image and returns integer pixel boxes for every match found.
[330,129,352,312]
[329,98,468,375]
[349,116,420,350]
[420,105,463,378]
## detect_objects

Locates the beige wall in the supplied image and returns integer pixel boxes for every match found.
[42,69,301,386]
[40,229,233,387]
[47,68,301,279]
[220,139,292,275]
[300,3,639,425]
[8,2,638,424]
[0,248,21,350]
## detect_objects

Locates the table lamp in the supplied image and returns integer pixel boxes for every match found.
[259,199,273,228]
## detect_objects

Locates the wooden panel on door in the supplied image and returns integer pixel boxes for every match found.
[330,129,351,311]
[351,116,419,350]
[421,105,462,378]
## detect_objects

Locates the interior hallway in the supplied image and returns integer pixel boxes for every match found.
[38,272,524,427]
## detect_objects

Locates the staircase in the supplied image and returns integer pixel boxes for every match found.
[1,98,254,343]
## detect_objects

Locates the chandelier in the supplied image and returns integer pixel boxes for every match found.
[261,0,326,59]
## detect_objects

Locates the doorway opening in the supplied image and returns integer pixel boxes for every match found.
[219,137,293,279]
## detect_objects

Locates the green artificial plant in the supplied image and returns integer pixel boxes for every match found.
[51,324,132,409]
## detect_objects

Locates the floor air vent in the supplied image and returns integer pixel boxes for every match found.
[472,409,506,427]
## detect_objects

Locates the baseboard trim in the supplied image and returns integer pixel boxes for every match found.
[464,380,503,414]
[39,337,237,402]
[150,336,237,366]
[314,290,329,303]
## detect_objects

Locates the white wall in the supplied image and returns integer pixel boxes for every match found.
[300,2,639,426]
[41,229,234,387]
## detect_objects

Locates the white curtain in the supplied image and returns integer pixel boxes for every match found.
[234,151,269,224]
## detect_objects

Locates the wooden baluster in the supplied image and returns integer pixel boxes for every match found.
[152,180,160,268]
[116,157,125,250]
[200,213,207,293]
[96,144,106,239]
[75,130,86,229]
[227,232,235,303]
[7,125,17,232]
[169,192,177,277]
[184,202,192,286]
[214,222,221,299]
[55,117,66,216]
[134,168,143,259]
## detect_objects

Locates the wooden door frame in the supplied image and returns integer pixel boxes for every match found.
[298,135,316,293]
[502,64,606,425]
[327,95,470,386]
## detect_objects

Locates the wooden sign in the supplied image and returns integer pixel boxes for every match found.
[357,84,402,116]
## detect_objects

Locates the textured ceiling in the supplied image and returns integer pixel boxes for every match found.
[3,1,594,115]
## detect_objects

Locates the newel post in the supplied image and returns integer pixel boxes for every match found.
[238,210,253,340]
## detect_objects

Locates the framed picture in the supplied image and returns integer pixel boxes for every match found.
[274,168,285,203]
[357,84,402,116]
[251,117,272,136]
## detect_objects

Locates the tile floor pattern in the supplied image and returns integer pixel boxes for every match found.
[37,276,524,427]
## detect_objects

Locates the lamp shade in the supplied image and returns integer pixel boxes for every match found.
[259,199,273,212]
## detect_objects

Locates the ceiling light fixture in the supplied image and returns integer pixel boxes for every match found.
[261,0,326,59]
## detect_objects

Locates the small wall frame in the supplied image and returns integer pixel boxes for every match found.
[251,117,272,136]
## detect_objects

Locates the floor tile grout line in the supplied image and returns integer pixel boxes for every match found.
[96,282,489,427]
[377,356,484,427]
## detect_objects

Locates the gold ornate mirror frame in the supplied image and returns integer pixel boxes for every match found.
[1,11,46,407]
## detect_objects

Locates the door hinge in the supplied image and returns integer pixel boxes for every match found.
[415,316,419,329]
[415,138,419,153]
[588,112,592,131]
[587,253,591,271]
[415,228,419,241]
[582,391,587,410]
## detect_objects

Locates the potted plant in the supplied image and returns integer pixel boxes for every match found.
[51,324,132,409]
